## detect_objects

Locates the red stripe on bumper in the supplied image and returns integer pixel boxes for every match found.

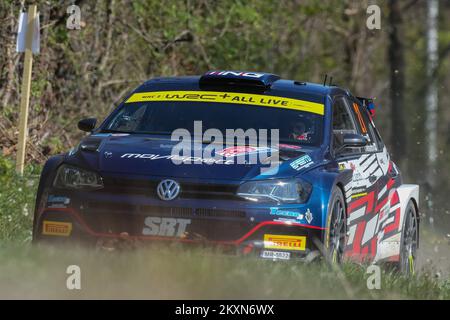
[38,207,326,245]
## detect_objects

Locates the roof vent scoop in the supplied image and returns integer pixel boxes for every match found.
[199,70,280,90]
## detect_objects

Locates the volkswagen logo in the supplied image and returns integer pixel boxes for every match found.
[157,179,181,201]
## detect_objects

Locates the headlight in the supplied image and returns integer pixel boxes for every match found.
[237,179,312,204]
[53,164,103,190]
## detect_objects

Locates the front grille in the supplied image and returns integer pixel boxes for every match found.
[140,205,193,218]
[187,219,251,241]
[101,177,240,200]
[101,178,156,196]
[81,208,251,241]
[85,202,245,219]
[180,183,239,200]
[195,208,246,218]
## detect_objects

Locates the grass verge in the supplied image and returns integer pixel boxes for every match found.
[0,155,448,299]
[0,244,448,299]
[0,156,40,243]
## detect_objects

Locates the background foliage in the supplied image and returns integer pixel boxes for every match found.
[0,0,450,299]
[0,1,450,233]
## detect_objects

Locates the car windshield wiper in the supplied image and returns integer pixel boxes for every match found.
[100,129,133,134]
[134,131,173,135]
[278,139,311,147]
[100,129,173,135]
[198,139,225,145]
[199,139,265,148]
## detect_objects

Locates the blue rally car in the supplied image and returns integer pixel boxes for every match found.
[33,71,420,273]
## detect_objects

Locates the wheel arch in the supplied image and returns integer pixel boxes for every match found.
[32,154,65,239]
[397,184,420,238]
[302,167,352,236]
[335,182,346,207]
[374,184,420,263]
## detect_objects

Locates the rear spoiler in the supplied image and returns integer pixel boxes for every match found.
[356,96,376,117]
[199,70,280,91]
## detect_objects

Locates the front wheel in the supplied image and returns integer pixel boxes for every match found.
[325,187,347,264]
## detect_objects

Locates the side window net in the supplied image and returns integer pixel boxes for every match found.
[332,98,356,132]
[332,97,360,154]
[354,102,383,152]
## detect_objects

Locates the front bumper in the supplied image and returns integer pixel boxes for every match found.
[34,188,326,260]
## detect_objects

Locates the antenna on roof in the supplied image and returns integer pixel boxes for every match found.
[323,74,328,86]
[329,76,333,86]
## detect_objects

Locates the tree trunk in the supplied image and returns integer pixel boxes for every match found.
[425,0,439,188]
[387,0,407,164]
[1,4,19,109]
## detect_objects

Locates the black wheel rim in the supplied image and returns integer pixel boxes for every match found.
[329,196,346,263]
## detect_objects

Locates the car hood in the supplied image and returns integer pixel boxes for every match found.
[67,133,323,181]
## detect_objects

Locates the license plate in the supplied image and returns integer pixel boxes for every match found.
[260,250,291,260]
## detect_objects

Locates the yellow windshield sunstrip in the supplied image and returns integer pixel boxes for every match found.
[125,90,325,116]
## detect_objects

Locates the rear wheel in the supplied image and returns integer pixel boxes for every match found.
[398,200,419,275]
[325,187,347,264]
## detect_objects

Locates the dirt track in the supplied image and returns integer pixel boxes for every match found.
[417,226,450,278]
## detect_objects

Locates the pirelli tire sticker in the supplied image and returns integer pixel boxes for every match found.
[264,234,307,251]
[126,91,325,115]
[42,220,72,236]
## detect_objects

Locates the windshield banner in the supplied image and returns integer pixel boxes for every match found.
[126,91,324,115]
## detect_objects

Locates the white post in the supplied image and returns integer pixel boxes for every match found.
[15,5,37,174]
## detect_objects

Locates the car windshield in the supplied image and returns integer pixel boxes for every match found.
[102,101,324,146]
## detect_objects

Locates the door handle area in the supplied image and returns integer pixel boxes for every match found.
[369,175,377,183]
[388,169,399,179]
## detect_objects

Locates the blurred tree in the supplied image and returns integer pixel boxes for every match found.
[425,0,439,190]
[0,0,449,228]
[387,0,407,165]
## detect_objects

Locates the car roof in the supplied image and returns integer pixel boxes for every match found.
[133,73,350,104]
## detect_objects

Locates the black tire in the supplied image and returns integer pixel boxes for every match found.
[397,200,419,275]
[324,187,347,264]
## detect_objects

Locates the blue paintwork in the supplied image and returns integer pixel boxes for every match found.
[33,72,355,241]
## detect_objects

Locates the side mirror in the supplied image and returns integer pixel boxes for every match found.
[78,118,97,132]
[342,133,368,147]
[334,132,368,156]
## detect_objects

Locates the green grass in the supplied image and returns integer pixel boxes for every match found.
[0,244,448,299]
[0,155,449,299]
[0,156,41,243]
